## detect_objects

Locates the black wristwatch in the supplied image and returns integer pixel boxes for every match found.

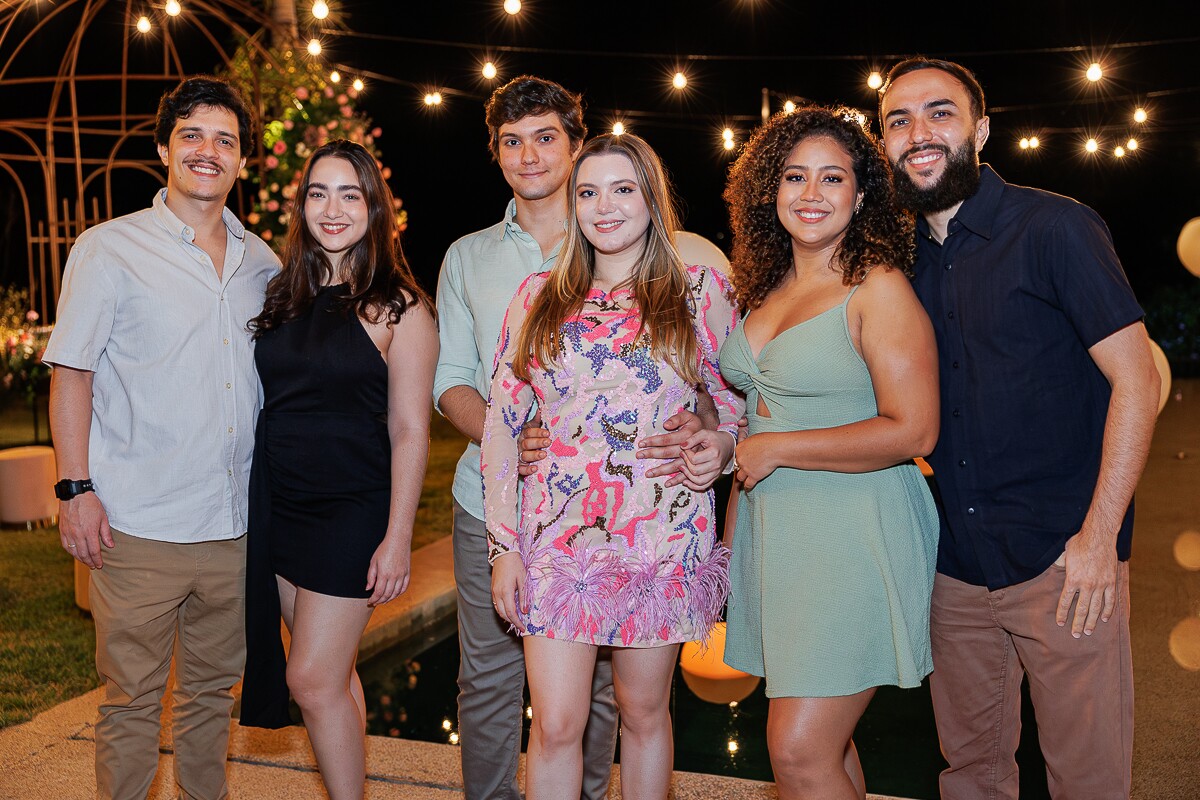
[54,478,96,501]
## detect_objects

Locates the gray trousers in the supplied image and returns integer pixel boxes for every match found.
[453,500,619,799]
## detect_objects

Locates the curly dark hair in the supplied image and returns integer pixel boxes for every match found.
[484,75,586,160]
[154,76,255,158]
[723,105,914,311]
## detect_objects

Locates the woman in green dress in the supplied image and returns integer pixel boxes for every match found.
[719,106,940,800]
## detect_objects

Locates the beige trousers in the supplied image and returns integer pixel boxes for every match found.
[89,529,247,800]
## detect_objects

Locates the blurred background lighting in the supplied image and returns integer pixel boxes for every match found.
[311,1,329,19]
[1134,107,1148,123]
[329,70,340,83]
[306,38,321,56]
[352,78,364,91]
[503,0,521,14]
[783,100,796,114]
[1114,146,1126,158]
[1020,137,1030,149]
[424,92,442,105]
[612,121,625,135]
[1127,138,1138,150]
[867,71,883,90]
[672,71,687,90]
[165,0,181,16]
[1086,62,1102,82]
[1085,138,1099,153]
[135,15,151,33]
[482,61,498,80]
[1029,136,1040,148]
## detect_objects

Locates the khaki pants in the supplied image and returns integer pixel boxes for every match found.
[89,529,247,800]
[452,500,619,800]
[930,562,1133,800]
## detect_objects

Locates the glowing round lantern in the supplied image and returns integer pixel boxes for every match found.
[1148,339,1172,415]
[1177,218,1200,278]
[675,231,731,278]
[680,621,761,704]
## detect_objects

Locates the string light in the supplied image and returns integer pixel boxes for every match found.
[1114,145,1126,158]
[612,121,625,136]
[482,61,498,80]
[135,15,151,33]
[1029,136,1040,148]
[448,732,460,745]
[441,718,452,731]
[672,71,687,90]
[306,38,322,56]
[1133,107,1148,123]
[722,128,734,142]
[1020,137,1030,150]
[867,71,883,90]
[1085,138,1099,153]
[727,739,739,754]
[165,0,181,16]
[1127,137,1138,150]
[525,706,533,719]
[503,0,521,14]
[329,70,340,83]
[783,100,796,114]
[311,1,329,19]
[1085,62,1102,82]
[424,92,442,106]
[352,78,364,92]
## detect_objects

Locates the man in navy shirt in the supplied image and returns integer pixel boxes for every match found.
[879,57,1160,799]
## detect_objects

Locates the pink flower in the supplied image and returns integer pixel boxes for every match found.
[25,310,38,323]
[295,87,309,101]
[340,105,352,117]
[272,140,287,155]
[266,200,280,212]
[324,86,335,98]
[283,119,295,130]
[265,155,279,169]
[326,120,337,130]
[337,94,348,104]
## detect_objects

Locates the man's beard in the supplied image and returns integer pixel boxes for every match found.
[892,139,981,214]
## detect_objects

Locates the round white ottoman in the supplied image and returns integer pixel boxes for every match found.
[0,445,58,528]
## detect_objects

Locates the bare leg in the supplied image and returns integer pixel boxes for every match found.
[277,576,374,800]
[610,644,680,800]
[767,690,876,800]
[522,637,599,800]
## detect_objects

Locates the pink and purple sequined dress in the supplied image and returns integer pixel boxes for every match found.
[482,265,744,648]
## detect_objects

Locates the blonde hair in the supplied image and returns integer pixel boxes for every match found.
[512,133,700,385]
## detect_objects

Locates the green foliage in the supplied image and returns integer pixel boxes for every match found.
[1145,281,1200,377]
[0,287,50,410]
[223,41,406,249]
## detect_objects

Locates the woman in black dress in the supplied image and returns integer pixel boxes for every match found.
[241,139,437,800]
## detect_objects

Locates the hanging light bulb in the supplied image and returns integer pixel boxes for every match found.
[1029,136,1040,148]
[612,121,625,136]
[424,92,443,106]
[1019,138,1030,150]
[723,139,735,151]
[1114,146,1126,158]
[136,15,151,33]
[672,71,687,90]
[867,71,883,90]
[783,100,796,114]
[503,0,521,14]
[722,128,734,142]
[482,61,498,80]
[312,1,330,20]
[306,38,322,56]
[1085,62,1102,82]
[1126,137,1138,151]
[1085,138,1099,153]
[329,70,341,83]
[352,78,364,92]
[1133,107,1148,123]
[165,0,182,16]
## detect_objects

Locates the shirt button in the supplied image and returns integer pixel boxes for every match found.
[225,382,232,389]
[967,507,976,515]
[952,361,959,369]
[947,311,955,319]
[227,469,233,476]
[944,263,953,271]
[952,409,961,417]
[958,459,967,467]
[228,426,234,433]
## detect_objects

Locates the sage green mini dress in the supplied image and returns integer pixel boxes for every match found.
[718,287,938,698]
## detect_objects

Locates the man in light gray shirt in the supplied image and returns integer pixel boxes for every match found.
[44,76,277,800]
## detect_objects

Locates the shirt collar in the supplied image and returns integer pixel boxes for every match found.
[152,188,247,243]
[497,197,521,241]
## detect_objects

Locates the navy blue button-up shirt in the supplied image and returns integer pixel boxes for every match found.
[913,166,1144,590]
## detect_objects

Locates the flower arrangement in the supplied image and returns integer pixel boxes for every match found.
[0,287,51,409]
[224,43,407,248]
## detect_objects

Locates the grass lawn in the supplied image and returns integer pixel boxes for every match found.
[0,409,466,729]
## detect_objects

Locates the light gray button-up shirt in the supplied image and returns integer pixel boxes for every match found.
[43,189,279,542]
[433,199,559,523]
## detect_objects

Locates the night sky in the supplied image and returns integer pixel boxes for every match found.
[2,0,1199,304]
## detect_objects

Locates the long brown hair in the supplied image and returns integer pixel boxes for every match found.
[511,133,699,385]
[249,139,432,336]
